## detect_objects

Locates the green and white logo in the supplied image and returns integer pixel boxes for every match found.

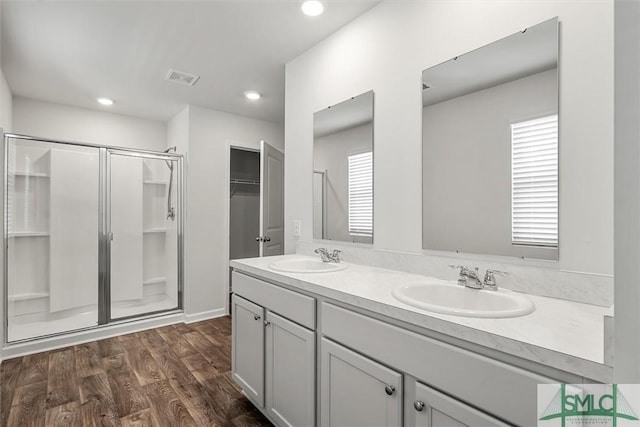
[538,384,640,426]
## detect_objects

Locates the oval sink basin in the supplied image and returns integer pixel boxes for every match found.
[269,258,348,273]
[392,282,535,318]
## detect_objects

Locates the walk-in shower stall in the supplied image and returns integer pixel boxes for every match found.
[3,134,183,343]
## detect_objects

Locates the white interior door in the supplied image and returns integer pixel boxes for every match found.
[259,141,284,257]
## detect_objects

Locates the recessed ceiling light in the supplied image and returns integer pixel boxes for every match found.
[97,97,114,106]
[301,1,324,16]
[244,91,261,101]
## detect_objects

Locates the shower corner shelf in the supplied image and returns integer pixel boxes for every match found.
[13,171,51,178]
[143,228,167,233]
[143,277,167,285]
[8,292,50,302]
[9,231,50,238]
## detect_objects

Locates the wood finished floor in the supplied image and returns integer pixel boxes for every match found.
[0,316,273,427]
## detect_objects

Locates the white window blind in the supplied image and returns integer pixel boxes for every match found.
[348,151,373,236]
[511,115,558,247]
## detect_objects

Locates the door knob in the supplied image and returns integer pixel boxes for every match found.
[414,401,425,412]
[384,385,395,396]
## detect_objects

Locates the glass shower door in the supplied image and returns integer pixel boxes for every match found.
[108,150,180,320]
[6,137,100,342]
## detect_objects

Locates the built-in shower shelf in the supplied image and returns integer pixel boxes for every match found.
[143,180,168,185]
[143,277,166,285]
[13,171,50,178]
[143,228,167,233]
[9,231,50,237]
[8,292,49,302]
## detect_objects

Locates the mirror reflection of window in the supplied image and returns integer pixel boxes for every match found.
[511,115,558,248]
[348,151,373,237]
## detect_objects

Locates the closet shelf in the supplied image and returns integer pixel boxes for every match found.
[230,179,260,185]
[9,231,50,237]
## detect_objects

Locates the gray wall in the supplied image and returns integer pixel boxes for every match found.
[422,69,557,259]
[314,122,373,243]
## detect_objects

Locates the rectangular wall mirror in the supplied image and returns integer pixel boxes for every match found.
[313,91,374,244]
[422,18,559,260]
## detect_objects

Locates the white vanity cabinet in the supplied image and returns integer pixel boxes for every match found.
[321,337,402,427]
[231,272,316,427]
[411,381,508,427]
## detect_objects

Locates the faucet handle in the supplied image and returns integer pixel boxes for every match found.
[448,265,470,275]
[331,249,342,262]
[483,269,509,289]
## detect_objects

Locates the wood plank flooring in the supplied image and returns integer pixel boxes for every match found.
[0,316,273,427]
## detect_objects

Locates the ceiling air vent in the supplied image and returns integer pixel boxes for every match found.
[165,69,200,86]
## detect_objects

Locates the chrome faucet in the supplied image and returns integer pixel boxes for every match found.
[449,265,508,290]
[314,248,342,263]
[449,265,483,289]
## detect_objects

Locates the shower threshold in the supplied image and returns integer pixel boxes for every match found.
[7,295,177,342]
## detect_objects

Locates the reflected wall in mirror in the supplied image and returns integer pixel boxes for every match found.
[313,91,374,244]
[422,17,559,260]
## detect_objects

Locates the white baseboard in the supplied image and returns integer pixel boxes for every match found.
[184,308,227,324]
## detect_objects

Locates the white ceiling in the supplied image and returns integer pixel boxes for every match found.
[1,1,380,124]
[422,17,558,107]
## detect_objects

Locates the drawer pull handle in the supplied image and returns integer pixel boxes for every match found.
[254,315,261,321]
[414,401,425,412]
[384,385,395,396]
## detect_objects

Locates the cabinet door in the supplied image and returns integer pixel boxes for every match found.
[413,381,509,427]
[232,294,265,406]
[265,311,315,427]
[321,338,402,427]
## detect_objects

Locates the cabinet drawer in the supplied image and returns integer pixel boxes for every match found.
[232,271,315,330]
[321,302,554,426]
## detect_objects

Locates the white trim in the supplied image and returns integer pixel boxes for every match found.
[224,139,261,312]
[184,308,227,324]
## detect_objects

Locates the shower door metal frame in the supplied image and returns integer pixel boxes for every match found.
[105,148,184,323]
[2,133,184,346]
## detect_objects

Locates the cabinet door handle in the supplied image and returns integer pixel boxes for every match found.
[384,385,396,396]
[254,315,261,321]
[264,320,271,327]
[414,401,425,412]
[264,236,271,242]
[255,236,262,242]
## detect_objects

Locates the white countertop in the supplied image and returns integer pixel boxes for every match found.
[230,255,613,382]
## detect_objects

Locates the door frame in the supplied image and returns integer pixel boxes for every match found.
[224,139,260,314]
